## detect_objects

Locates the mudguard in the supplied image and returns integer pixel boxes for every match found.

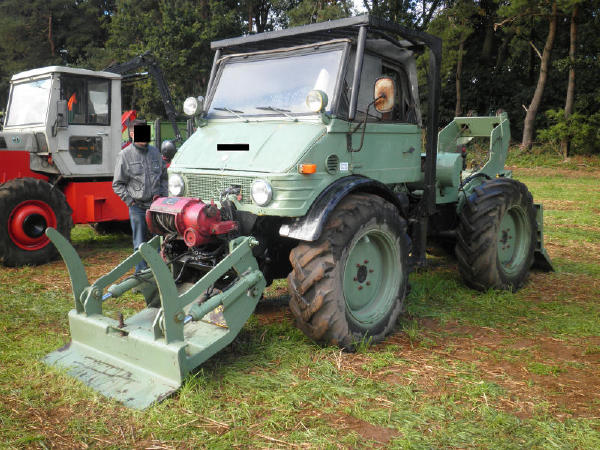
[279,175,408,242]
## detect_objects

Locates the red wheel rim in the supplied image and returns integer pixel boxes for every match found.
[8,200,57,250]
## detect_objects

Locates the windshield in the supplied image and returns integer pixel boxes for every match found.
[5,78,52,127]
[208,49,343,118]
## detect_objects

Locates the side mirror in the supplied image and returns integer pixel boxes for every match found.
[161,140,177,163]
[57,100,68,127]
[373,77,395,113]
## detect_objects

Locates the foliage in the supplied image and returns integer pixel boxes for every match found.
[0,0,598,154]
[537,109,600,156]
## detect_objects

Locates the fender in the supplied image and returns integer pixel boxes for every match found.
[279,175,408,242]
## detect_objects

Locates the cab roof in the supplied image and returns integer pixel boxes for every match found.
[11,66,121,82]
[211,14,441,57]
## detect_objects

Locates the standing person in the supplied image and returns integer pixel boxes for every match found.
[113,119,168,272]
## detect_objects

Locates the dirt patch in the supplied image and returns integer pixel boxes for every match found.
[2,392,144,449]
[322,413,400,445]
[545,239,600,264]
[351,319,600,420]
[542,199,584,211]
[524,272,600,303]
[255,295,293,325]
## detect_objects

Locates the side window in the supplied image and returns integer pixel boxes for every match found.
[87,79,110,125]
[61,76,110,125]
[69,136,103,165]
[62,77,86,124]
[382,65,418,124]
[340,52,383,122]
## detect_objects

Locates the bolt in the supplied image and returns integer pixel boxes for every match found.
[507,245,510,248]
[366,281,371,286]
[93,288,101,298]
[358,285,363,290]
[353,277,358,281]
[369,269,374,273]
[364,260,369,264]
[356,263,361,268]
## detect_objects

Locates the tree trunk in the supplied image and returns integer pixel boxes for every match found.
[521,2,558,149]
[455,39,464,117]
[47,14,55,56]
[560,4,578,159]
[248,2,253,33]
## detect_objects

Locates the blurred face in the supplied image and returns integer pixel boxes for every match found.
[130,124,149,146]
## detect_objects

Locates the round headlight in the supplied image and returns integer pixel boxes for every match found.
[183,97,198,116]
[168,173,185,196]
[306,90,328,113]
[251,179,273,206]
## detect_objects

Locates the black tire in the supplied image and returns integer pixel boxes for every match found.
[92,220,132,235]
[0,178,73,267]
[455,178,536,291]
[288,193,409,350]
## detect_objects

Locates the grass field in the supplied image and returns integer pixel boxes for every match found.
[1,160,599,448]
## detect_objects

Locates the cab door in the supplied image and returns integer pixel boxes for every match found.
[55,75,114,177]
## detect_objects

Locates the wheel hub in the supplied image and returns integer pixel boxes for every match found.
[8,200,57,250]
[343,230,400,328]
[497,206,530,275]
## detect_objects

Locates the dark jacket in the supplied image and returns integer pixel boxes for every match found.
[112,143,168,209]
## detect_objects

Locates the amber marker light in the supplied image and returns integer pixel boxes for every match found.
[298,163,317,174]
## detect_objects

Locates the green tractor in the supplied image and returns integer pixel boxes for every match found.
[44,15,552,409]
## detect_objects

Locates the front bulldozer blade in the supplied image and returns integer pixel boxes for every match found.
[43,228,266,409]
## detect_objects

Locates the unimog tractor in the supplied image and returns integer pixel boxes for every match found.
[44,15,553,409]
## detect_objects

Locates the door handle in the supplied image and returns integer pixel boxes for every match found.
[96,131,109,136]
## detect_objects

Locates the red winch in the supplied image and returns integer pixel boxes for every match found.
[146,197,238,247]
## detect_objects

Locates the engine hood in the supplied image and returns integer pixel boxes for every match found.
[171,121,326,173]
[0,131,39,151]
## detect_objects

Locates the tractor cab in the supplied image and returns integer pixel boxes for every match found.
[2,67,122,178]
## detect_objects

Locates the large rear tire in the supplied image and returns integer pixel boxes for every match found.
[0,178,73,267]
[288,194,409,350]
[455,178,536,291]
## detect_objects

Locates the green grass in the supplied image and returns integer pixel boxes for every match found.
[1,161,600,448]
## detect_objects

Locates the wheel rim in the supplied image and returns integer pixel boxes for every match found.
[497,205,531,276]
[343,228,400,329]
[8,200,57,250]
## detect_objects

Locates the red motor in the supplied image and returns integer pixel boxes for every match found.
[146,197,238,247]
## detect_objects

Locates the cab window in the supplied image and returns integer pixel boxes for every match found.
[61,76,110,125]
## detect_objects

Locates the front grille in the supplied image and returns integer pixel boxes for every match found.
[185,174,253,204]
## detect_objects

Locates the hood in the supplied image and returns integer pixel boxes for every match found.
[0,132,39,151]
[171,121,326,173]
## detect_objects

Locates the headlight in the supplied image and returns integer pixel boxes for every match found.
[183,97,198,116]
[306,90,328,113]
[251,179,273,206]
[168,173,185,196]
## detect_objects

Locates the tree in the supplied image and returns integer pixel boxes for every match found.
[520,1,558,149]
[560,2,579,158]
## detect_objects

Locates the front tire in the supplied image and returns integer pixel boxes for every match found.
[288,194,409,350]
[455,178,536,291]
[0,178,73,267]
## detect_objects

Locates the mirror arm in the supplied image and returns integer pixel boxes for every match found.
[347,95,384,153]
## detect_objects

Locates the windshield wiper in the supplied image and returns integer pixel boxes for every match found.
[255,106,297,122]
[213,107,245,120]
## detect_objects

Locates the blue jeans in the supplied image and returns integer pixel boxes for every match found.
[129,204,149,273]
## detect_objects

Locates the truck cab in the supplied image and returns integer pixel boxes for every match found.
[1,67,122,179]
